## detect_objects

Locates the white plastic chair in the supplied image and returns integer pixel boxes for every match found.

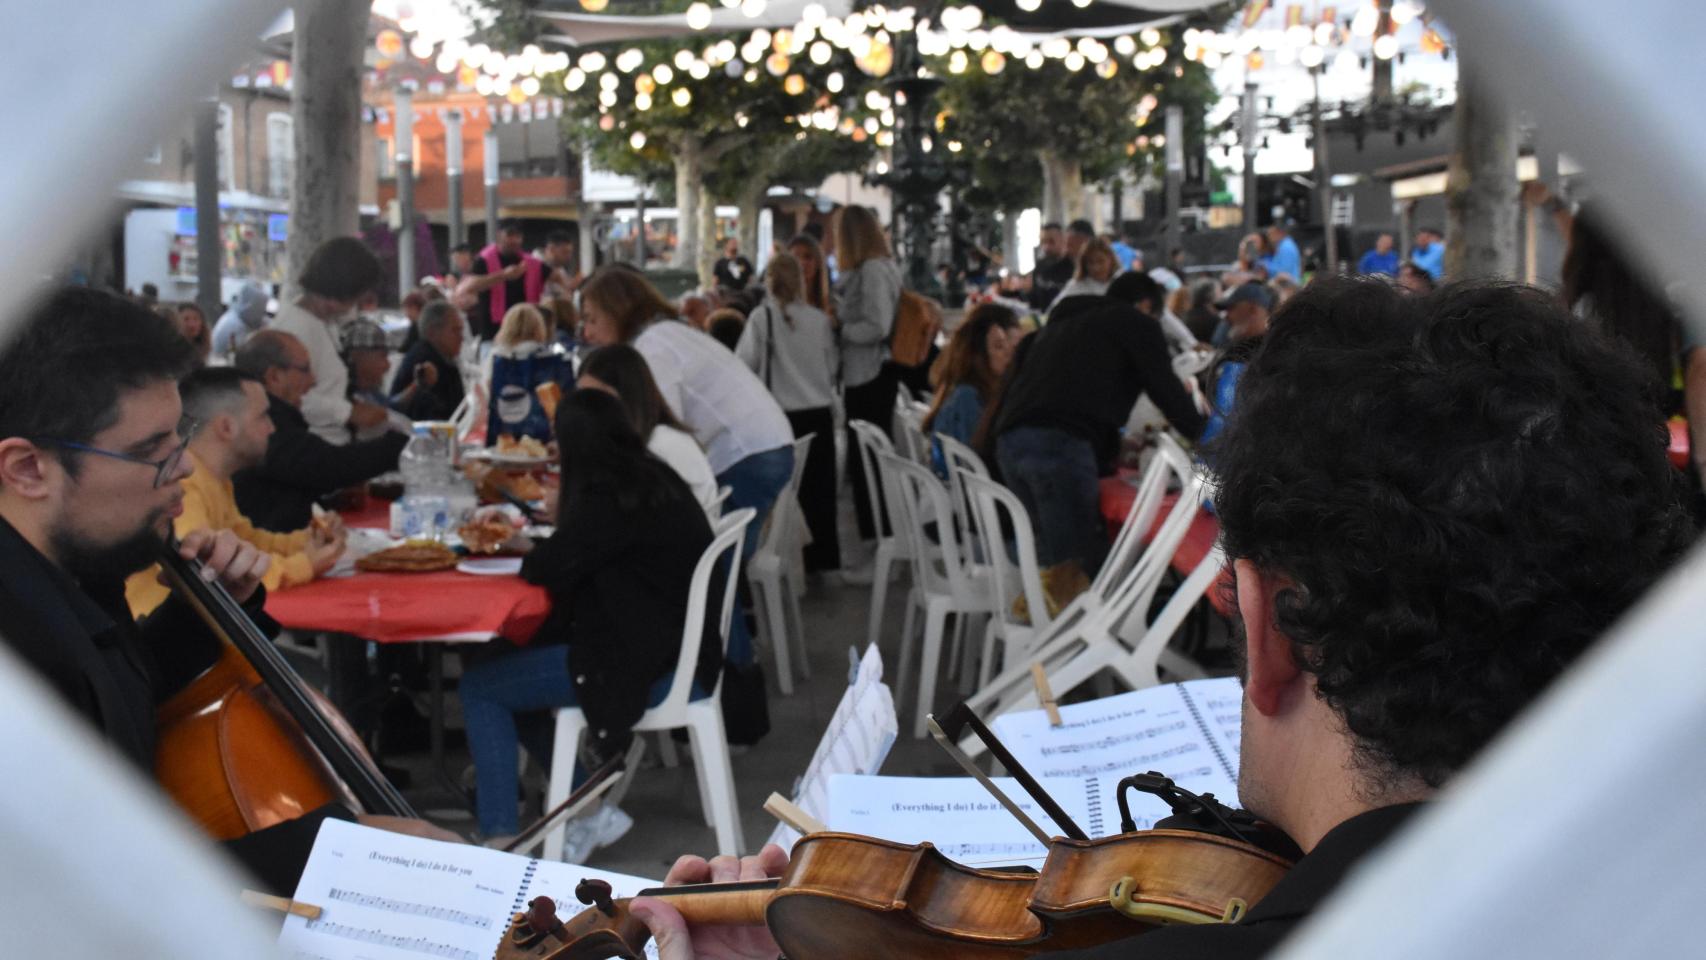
[705,484,732,524]
[962,474,1214,760]
[881,452,998,738]
[849,419,913,651]
[960,471,1055,687]
[748,434,815,695]
[892,395,932,466]
[543,508,755,859]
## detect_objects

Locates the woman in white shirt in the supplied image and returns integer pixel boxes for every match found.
[735,252,840,572]
[1049,236,1119,311]
[577,344,719,511]
[578,267,794,670]
[269,237,389,444]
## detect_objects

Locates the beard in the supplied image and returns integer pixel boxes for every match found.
[49,509,171,586]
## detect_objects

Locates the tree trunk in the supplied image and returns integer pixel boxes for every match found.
[696,185,718,289]
[1444,62,1520,281]
[1038,149,1085,226]
[672,135,704,271]
[287,0,368,298]
[735,151,779,269]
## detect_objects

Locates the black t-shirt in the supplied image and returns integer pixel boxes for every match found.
[714,255,755,291]
[995,296,1208,470]
[1030,254,1075,310]
[471,251,529,339]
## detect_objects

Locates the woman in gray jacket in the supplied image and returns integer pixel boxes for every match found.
[834,205,903,544]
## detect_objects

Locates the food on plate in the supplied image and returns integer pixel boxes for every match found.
[494,434,548,458]
[458,515,517,555]
[475,468,544,504]
[355,539,459,573]
[535,382,562,422]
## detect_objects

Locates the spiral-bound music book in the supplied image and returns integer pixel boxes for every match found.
[822,679,1245,862]
[275,818,660,960]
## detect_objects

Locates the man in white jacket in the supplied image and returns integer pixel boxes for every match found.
[269,237,388,445]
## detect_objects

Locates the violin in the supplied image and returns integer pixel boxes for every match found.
[495,827,1291,960]
[153,539,415,839]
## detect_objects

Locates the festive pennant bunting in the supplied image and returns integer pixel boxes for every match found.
[1285,5,1304,27]
[1241,0,1270,29]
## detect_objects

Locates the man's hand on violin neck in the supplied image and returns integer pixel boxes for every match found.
[630,844,788,960]
[177,529,269,604]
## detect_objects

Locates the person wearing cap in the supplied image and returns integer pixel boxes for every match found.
[1200,282,1276,450]
[1262,222,1303,282]
[1212,281,1276,348]
[342,319,416,441]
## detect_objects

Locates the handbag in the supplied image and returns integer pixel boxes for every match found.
[485,347,570,443]
[762,301,777,390]
[720,655,771,746]
[889,288,942,367]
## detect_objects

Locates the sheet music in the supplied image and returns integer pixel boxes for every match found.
[826,774,1091,866]
[990,678,1245,832]
[279,819,531,960]
[767,645,898,850]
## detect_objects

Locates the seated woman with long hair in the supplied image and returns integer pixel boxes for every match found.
[923,303,1020,472]
[457,389,721,846]
[577,343,719,510]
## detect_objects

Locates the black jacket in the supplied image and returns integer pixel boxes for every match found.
[390,341,466,423]
[994,295,1208,470]
[0,516,350,893]
[1044,804,1424,960]
[517,475,723,759]
[234,393,407,533]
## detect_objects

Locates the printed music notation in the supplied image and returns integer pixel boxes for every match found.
[1040,741,1204,779]
[1036,720,1190,757]
[327,887,492,930]
[936,840,1050,859]
[300,919,481,960]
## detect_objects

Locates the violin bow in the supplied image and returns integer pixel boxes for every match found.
[501,737,643,855]
[928,702,1090,843]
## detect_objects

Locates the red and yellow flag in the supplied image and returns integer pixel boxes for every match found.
[1241,0,1271,29]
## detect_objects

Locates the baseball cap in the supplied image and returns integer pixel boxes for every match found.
[1216,281,1276,312]
[342,318,389,353]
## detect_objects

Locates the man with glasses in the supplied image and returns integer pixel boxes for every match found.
[0,288,449,892]
[123,367,349,618]
[232,330,407,533]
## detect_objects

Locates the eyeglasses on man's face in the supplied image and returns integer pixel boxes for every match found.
[31,419,204,489]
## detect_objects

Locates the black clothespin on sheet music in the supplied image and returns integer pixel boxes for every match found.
[928,701,1090,844]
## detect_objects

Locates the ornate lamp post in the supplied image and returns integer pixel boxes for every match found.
[868,32,952,299]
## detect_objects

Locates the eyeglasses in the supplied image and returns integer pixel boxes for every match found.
[283,363,313,375]
[32,419,203,489]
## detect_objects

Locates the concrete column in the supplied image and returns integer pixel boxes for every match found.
[193,97,222,318]
[394,86,415,299]
[1241,82,1260,231]
[445,109,464,247]
[483,125,500,247]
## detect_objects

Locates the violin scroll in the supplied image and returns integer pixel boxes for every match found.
[504,890,651,960]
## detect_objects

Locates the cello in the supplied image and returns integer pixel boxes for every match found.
[153,538,416,840]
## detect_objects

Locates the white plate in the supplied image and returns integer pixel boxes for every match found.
[457,557,524,576]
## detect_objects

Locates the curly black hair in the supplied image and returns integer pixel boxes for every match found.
[1210,277,1690,789]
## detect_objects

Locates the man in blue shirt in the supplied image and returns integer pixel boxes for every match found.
[1411,227,1446,280]
[1357,233,1399,276]
[1108,232,1140,272]
[1261,222,1303,281]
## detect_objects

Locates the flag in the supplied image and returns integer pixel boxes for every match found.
[1241,0,1270,28]
[1286,5,1304,27]
[1321,5,1337,24]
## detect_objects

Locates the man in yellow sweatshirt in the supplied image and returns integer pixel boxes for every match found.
[126,367,345,616]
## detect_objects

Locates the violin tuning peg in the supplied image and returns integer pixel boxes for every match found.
[575,878,617,916]
[526,896,564,935]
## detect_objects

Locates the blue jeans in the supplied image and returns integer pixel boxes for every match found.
[715,444,795,666]
[461,643,693,836]
[996,426,1107,575]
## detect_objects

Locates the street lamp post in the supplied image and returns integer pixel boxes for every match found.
[1241,81,1260,232]
[871,34,950,298]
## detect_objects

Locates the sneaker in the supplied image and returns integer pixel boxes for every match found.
[558,804,635,864]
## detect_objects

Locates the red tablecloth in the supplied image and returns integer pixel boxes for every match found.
[1099,473,1232,617]
[265,500,550,644]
